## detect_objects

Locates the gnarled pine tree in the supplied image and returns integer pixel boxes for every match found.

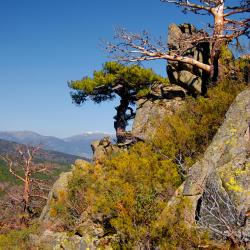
[69,62,167,143]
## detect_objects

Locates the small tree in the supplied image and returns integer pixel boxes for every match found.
[105,0,249,82]
[1,146,52,226]
[69,62,167,143]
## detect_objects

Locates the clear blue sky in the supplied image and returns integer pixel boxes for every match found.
[0,0,230,137]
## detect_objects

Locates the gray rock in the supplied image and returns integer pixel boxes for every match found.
[167,88,250,243]
[30,229,98,250]
[40,159,89,225]
[40,171,73,225]
[167,23,210,94]
[91,137,121,164]
[132,85,186,140]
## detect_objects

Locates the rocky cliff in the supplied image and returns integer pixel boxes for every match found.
[132,84,186,140]
[166,88,250,246]
[167,23,210,95]
[36,87,250,249]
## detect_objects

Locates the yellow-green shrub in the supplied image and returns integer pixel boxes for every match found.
[66,78,248,248]
[153,78,247,170]
[0,224,38,250]
[152,197,210,250]
[68,143,182,248]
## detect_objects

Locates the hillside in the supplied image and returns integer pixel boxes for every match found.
[0,131,113,158]
[0,138,90,187]
[0,138,90,231]
[36,78,250,249]
[0,139,88,165]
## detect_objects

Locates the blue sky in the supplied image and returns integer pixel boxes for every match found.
[0,0,242,137]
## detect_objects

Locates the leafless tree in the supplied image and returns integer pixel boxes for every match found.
[106,0,249,82]
[0,146,53,226]
[196,185,250,247]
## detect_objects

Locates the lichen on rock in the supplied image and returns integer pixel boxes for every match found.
[132,84,186,140]
[170,88,250,244]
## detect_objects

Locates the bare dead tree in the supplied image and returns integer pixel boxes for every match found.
[0,145,53,226]
[196,185,250,247]
[105,0,249,82]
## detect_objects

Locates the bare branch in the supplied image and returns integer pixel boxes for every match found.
[160,0,212,13]
[224,7,250,17]
[0,155,26,182]
[0,145,56,229]
[197,185,247,245]
[105,0,249,82]
[105,28,211,72]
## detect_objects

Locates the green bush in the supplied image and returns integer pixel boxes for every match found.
[153,78,247,170]
[66,78,248,248]
[67,143,182,248]
[0,224,38,250]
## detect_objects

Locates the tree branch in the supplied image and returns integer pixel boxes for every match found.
[0,155,26,183]
[160,0,212,13]
[224,7,250,17]
[106,28,211,72]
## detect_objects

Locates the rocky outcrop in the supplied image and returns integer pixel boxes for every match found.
[132,84,186,140]
[91,137,122,164]
[38,159,116,249]
[132,22,211,141]
[30,230,84,250]
[167,88,250,245]
[39,172,72,225]
[167,23,210,94]
[40,159,89,225]
[36,87,250,248]
[30,229,115,250]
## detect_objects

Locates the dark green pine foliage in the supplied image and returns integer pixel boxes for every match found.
[69,62,168,142]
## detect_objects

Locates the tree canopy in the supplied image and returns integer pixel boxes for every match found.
[69,62,168,142]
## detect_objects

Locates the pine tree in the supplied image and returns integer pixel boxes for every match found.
[69,62,167,142]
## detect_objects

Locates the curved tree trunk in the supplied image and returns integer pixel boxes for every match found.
[114,97,130,143]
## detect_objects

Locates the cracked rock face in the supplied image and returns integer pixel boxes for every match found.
[132,85,186,140]
[91,137,121,164]
[167,23,210,94]
[182,88,250,243]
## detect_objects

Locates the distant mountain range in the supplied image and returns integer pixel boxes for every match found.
[0,138,88,165]
[0,131,114,159]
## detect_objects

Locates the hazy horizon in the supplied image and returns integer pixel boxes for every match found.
[0,129,115,139]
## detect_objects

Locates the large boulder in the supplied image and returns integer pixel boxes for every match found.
[167,23,210,94]
[40,159,89,225]
[132,84,186,140]
[166,88,250,245]
[38,159,116,249]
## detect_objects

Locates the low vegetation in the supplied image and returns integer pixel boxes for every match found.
[0,54,248,248]
[0,224,39,250]
[153,77,247,173]
[47,69,249,249]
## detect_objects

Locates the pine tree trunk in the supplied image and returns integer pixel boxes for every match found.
[114,97,129,143]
